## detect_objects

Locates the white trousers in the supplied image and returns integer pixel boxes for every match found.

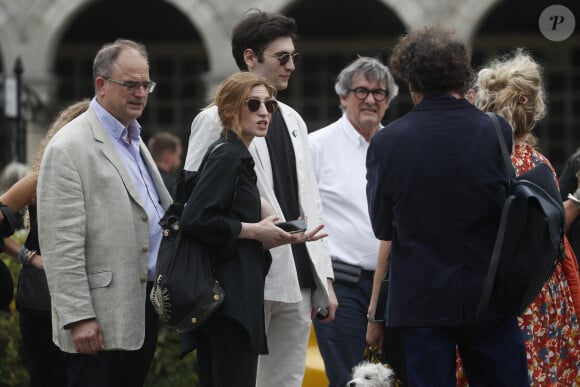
[256,289,312,387]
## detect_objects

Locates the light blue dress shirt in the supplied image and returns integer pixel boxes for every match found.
[90,98,164,280]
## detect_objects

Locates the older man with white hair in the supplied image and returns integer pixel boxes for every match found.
[309,56,398,387]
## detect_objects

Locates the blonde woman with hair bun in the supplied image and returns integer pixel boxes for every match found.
[474,49,580,385]
[474,49,546,148]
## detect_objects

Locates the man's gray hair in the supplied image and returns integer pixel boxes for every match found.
[334,56,398,101]
[92,39,148,80]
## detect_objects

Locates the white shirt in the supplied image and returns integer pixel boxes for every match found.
[309,114,380,271]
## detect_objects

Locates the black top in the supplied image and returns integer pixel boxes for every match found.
[17,205,52,311]
[558,150,580,202]
[159,169,177,199]
[558,150,580,258]
[266,110,315,289]
[0,203,16,239]
[180,132,271,354]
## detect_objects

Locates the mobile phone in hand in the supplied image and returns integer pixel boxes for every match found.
[275,218,307,234]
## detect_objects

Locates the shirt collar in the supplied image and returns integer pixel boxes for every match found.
[90,97,142,141]
[338,114,371,148]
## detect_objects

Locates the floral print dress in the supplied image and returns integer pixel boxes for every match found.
[512,143,580,386]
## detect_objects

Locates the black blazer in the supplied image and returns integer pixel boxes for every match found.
[367,95,513,326]
[181,133,270,354]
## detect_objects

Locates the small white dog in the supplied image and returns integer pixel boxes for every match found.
[347,361,397,387]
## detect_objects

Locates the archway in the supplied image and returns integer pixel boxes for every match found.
[472,0,580,171]
[53,0,208,145]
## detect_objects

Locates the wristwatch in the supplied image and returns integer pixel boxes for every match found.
[366,314,385,323]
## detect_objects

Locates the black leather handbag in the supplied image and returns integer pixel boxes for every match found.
[150,206,224,333]
[150,144,225,333]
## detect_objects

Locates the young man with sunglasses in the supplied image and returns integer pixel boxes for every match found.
[184,9,337,387]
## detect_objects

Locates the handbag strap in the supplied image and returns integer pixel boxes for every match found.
[477,112,513,319]
[477,197,514,318]
[199,142,225,172]
[176,142,225,198]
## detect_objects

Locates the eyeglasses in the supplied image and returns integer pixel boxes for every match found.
[246,98,278,113]
[104,77,157,93]
[261,51,301,66]
[348,87,388,102]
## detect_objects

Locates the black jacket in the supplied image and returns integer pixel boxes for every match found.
[367,95,513,326]
[181,133,270,354]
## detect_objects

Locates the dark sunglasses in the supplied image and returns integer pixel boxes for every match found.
[246,99,278,113]
[261,51,301,66]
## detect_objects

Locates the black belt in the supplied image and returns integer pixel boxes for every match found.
[332,261,373,284]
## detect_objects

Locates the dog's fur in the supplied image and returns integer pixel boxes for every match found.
[347,361,396,387]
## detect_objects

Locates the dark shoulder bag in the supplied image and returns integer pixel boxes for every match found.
[150,143,225,333]
[477,113,565,318]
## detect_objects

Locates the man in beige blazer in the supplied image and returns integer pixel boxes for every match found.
[184,11,337,387]
[37,39,172,386]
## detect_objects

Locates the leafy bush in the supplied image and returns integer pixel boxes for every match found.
[0,251,30,387]
[146,326,198,386]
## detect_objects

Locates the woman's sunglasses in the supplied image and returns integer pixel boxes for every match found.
[246,99,278,114]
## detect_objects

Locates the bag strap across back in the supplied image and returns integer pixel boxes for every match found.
[476,112,513,319]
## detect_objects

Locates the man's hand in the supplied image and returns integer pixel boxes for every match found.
[311,278,338,323]
[70,319,104,354]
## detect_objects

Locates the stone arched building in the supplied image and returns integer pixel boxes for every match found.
[0,0,578,171]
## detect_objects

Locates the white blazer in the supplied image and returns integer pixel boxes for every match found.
[185,103,333,307]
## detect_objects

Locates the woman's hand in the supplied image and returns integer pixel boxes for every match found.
[240,215,294,249]
[31,254,44,270]
[366,321,385,355]
[294,223,328,244]
[240,217,329,250]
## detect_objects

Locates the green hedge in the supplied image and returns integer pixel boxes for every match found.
[0,240,198,386]
[146,326,198,386]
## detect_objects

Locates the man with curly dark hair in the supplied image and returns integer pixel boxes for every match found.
[365,25,529,386]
